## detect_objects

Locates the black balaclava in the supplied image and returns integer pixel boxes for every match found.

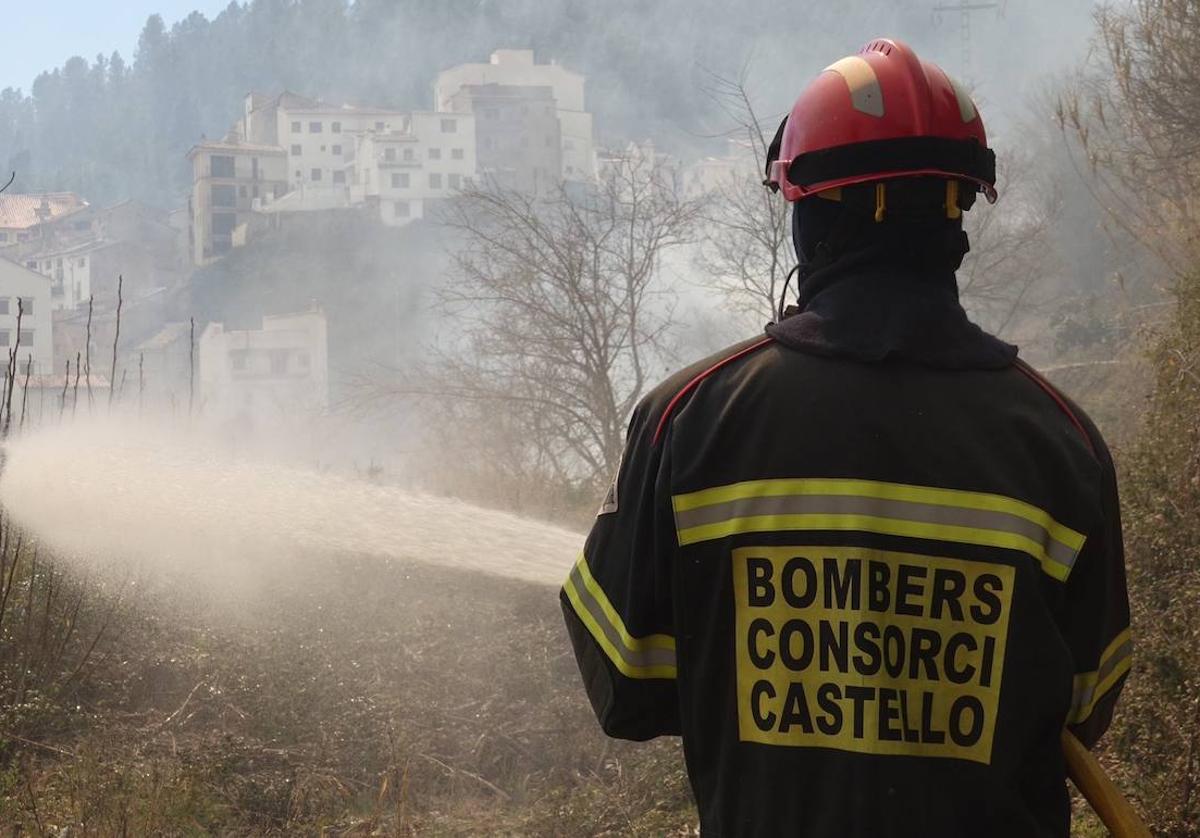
[767,186,1017,369]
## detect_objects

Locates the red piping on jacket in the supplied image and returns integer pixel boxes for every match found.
[1014,360,1097,456]
[653,337,775,446]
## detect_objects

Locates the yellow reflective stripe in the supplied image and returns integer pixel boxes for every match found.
[672,478,1086,551]
[573,555,676,652]
[675,512,1072,582]
[1069,627,1134,724]
[562,555,676,680]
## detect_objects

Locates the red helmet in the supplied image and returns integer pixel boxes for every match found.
[765,38,997,205]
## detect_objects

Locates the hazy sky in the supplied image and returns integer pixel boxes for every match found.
[1,1,230,92]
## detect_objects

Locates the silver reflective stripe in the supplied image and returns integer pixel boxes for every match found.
[674,493,1080,574]
[566,563,676,671]
[825,56,885,117]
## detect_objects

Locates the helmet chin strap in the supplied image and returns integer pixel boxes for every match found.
[775,263,802,324]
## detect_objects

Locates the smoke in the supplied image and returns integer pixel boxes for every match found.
[0,416,582,599]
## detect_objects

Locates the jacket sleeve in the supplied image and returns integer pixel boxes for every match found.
[1059,431,1132,749]
[560,400,680,741]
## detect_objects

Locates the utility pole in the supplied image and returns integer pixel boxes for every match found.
[932,2,1006,85]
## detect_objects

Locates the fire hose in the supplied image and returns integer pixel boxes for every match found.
[1062,729,1152,837]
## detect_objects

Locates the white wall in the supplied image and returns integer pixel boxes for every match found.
[198,311,328,433]
[0,257,54,377]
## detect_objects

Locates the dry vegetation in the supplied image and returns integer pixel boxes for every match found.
[4,3,1200,836]
[0,543,696,835]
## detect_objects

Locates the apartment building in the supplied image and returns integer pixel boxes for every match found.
[356,111,477,225]
[186,136,288,264]
[435,49,595,183]
[198,310,328,430]
[446,84,560,193]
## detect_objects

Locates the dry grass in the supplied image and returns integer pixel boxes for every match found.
[0,548,696,835]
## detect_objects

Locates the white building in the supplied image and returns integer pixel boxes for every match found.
[0,256,53,380]
[354,111,477,225]
[198,310,328,432]
[187,92,479,254]
[435,49,596,183]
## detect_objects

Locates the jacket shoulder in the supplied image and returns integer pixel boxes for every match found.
[634,336,776,447]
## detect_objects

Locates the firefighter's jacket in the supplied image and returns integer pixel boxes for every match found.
[561,264,1131,837]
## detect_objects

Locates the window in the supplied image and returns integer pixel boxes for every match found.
[0,232,6,242]
[320,145,326,152]
[18,330,33,345]
[24,261,34,270]
[483,108,498,120]
[298,352,310,370]
[295,170,302,178]
[429,173,442,189]
[291,144,302,155]
[332,121,341,133]
[18,298,33,316]
[309,121,323,133]
[251,157,258,179]
[332,170,346,184]
[291,121,302,133]
[331,144,342,156]
[428,147,441,160]
[0,299,8,314]
[393,200,410,217]
[269,350,288,375]
[211,155,235,178]
[375,121,385,131]
[441,118,457,133]
[211,212,236,235]
[384,147,396,162]
[79,257,87,267]
[238,185,247,197]
[0,331,8,347]
[18,359,33,376]
[231,350,248,372]
[311,168,323,181]
[451,148,464,160]
[211,184,236,207]
[449,173,461,189]
[391,173,409,188]
[564,139,576,151]
[403,148,414,161]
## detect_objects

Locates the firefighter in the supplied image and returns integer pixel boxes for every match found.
[560,37,1131,837]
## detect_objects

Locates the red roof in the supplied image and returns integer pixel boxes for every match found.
[0,193,87,230]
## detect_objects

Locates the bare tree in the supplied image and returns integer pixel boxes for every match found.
[693,72,791,326]
[1058,0,1200,274]
[959,151,1061,335]
[409,152,699,492]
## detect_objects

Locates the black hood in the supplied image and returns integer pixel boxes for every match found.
[766,198,1017,370]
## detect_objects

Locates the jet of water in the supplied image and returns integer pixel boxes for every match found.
[0,418,582,591]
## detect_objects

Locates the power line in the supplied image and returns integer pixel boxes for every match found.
[932,1,1007,84]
